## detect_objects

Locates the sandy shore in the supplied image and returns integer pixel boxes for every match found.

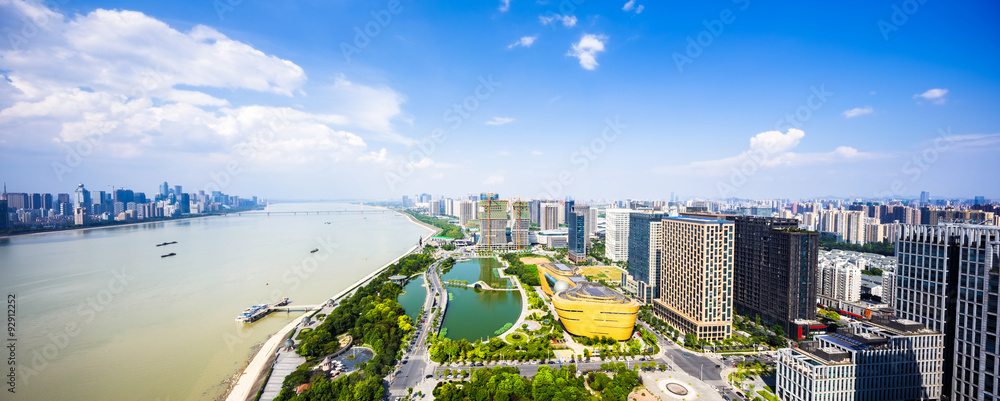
[222,209,440,401]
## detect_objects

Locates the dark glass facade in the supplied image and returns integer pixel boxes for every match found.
[627,213,665,300]
[733,216,819,339]
[568,211,587,262]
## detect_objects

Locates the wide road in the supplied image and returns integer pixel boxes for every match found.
[388,252,454,395]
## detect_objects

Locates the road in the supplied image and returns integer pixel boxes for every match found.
[387,246,772,401]
[388,253,454,395]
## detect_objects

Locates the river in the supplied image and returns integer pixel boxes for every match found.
[0,202,431,401]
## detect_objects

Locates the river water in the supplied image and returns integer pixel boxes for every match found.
[0,202,430,401]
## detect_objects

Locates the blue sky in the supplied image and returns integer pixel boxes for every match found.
[1,0,998,201]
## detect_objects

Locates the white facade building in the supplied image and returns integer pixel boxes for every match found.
[605,208,633,262]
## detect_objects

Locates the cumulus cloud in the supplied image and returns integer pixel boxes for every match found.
[0,1,410,169]
[914,88,948,104]
[540,14,577,27]
[485,117,515,125]
[622,1,644,14]
[653,129,879,177]
[568,34,607,70]
[842,106,874,118]
[508,35,537,49]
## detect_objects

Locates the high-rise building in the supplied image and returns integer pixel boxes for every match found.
[818,261,862,302]
[74,184,91,210]
[573,205,592,242]
[428,200,440,216]
[974,196,987,205]
[401,195,411,208]
[624,212,666,303]
[457,200,473,226]
[564,199,575,226]
[510,201,530,249]
[921,191,931,206]
[529,199,541,225]
[179,193,190,214]
[567,211,587,263]
[732,216,821,339]
[160,181,169,197]
[73,206,88,225]
[0,200,9,231]
[540,203,560,231]
[605,208,633,262]
[654,216,734,341]
[894,224,1000,401]
[477,199,508,250]
[776,316,944,401]
[881,270,896,307]
[5,193,27,210]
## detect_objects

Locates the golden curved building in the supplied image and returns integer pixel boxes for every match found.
[538,263,640,341]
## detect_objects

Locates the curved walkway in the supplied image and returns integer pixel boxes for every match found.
[496,256,531,339]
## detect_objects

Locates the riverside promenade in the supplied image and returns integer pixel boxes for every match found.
[223,208,440,401]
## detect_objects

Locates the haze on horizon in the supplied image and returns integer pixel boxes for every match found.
[0,0,998,201]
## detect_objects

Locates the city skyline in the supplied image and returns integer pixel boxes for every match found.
[1,1,998,200]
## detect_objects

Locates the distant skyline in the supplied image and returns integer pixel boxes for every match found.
[1,1,998,200]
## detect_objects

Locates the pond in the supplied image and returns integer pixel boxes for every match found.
[397,274,426,323]
[440,258,522,342]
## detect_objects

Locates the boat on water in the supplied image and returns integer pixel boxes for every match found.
[155,241,178,247]
[310,248,319,253]
[324,222,331,225]
[274,297,290,306]
[160,253,176,258]
[235,304,270,323]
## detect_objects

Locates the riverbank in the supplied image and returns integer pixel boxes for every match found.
[0,211,252,239]
[222,209,441,401]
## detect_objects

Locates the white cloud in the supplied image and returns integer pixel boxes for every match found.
[531,150,543,156]
[568,34,607,70]
[498,0,510,12]
[0,2,398,168]
[358,148,388,163]
[622,1,643,14]
[485,116,515,125]
[483,174,505,185]
[508,35,537,49]
[842,106,874,118]
[540,14,577,27]
[497,150,510,156]
[654,129,879,177]
[914,88,948,104]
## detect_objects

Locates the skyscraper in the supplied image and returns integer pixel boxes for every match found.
[0,199,9,231]
[921,191,931,206]
[160,181,169,197]
[564,199,575,226]
[605,208,633,262]
[894,224,1000,401]
[567,211,587,263]
[654,216,734,340]
[732,216,821,339]
[510,201,530,249]
[477,199,508,250]
[540,203,560,231]
[625,212,666,303]
[74,184,91,210]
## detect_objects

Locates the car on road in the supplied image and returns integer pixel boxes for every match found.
[426,374,433,379]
